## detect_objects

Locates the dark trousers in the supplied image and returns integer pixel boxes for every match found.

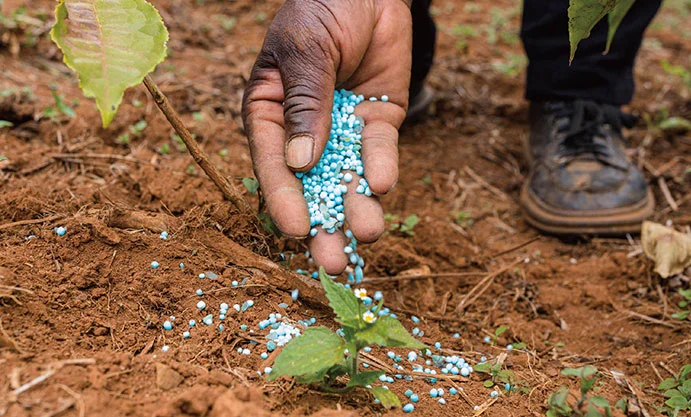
[411,0,662,105]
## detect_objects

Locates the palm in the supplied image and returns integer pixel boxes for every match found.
[243,0,412,274]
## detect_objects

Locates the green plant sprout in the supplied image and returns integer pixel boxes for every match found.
[268,268,426,409]
[547,366,622,417]
[43,91,75,121]
[452,211,474,227]
[643,109,691,136]
[0,121,13,129]
[242,177,260,196]
[657,364,691,416]
[672,289,691,321]
[385,214,420,237]
[661,60,691,89]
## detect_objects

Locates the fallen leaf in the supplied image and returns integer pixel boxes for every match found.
[641,221,691,278]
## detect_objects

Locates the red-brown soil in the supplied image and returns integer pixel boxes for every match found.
[1,1,690,416]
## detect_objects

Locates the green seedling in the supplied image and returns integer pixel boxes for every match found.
[385,214,419,237]
[644,108,691,135]
[547,366,618,417]
[242,177,259,196]
[452,24,477,50]
[452,211,473,227]
[0,121,13,129]
[0,156,8,162]
[157,143,171,155]
[474,360,529,393]
[44,91,75,121]
[118,120,148,145]
[661,60,691,89]
[269,268,426,409]
[657,363,691,416]
[214,15,237,32]
[672,289,691,321]
[185,164,196,175]
[171,133,186,152]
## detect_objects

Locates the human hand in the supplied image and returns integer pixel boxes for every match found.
[242,0,412,274]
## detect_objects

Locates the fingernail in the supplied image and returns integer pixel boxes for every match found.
[285,134,314,169]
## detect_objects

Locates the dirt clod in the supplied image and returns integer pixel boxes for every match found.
[156,363,184,391]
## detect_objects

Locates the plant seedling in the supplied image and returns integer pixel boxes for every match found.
[452,211,473,227]
[656,363,691,416]
[242,177,259,196]
[385,214,419,237]
[547,366,618,417]
[672,289,691,321]
[44,91,75,121]
[268,268,426,409]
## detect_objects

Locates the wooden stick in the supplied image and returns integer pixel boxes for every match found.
[362,271,484,283]
[0,214,65,231]
[142,75,252,215]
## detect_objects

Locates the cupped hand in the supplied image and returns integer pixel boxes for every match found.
[242,0,412,274]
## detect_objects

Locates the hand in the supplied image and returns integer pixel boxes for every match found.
[242,0,412,274]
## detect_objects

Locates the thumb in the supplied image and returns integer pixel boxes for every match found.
[277,43,336,172]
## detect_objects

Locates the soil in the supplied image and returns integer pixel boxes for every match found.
[1,0,690,416]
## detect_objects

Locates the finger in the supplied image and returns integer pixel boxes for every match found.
[343,173,385,243]
[309,229,348,275]
[242,67,310,238]
[274,25,337,172]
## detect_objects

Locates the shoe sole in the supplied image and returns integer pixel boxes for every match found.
[520,182,655,236]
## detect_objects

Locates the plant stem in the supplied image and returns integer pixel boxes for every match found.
[142,75,252,215]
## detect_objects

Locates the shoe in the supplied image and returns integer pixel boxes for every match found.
[520,100,654,235]
[405,85,434,122]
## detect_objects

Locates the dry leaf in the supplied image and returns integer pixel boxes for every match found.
[641,221,691,278]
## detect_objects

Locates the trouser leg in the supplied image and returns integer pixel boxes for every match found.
[410,0,436,100]
[521,0,662,105]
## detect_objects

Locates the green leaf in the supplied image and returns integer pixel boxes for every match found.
[605,0,635,53]
[659,117,691,132]
[51,0,169,127]
[548,387,572,414]
[567,0,617,62]
[495,326,509,337]
[0,121,13,128]
[242,177,259,195]
[672,310,690,321]
[258,212,279,236]
[665,396,689,409]
[590,396,610,408]
[347,371,385,388]
[268,327,346,381]
[663,389,683,399]
[679,289,691,301]
[402,215,419,229]
[659,378,680,391]
[370,386,401,409]
[681,379,691,395]
[585,404,603,417]
[581,376,597,394]
[354,316,426,349]
[319,268,362,328]
[614,399,627,412]
[474,362,493,374]
[483,380,495,388]
[680,364,691,380]
[581,365,598,378]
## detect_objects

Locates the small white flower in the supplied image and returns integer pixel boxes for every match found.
[354,288,367,300]
[362,311,376,324]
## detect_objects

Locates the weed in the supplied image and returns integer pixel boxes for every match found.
[214,15,237,32]
[492,54,527,77]
[0,155,8,162]
[422,174,432,185]
[475,360,530,394]
[452,24,477,50]
[269,268,425,409]
[385,214,419,237]
[656,363,691,416]
[661,60,691,89]
[157,143,171,155]
[547,366,621,417]
[451,211,473,227]
[44,91,75,121]
[672,289,691,321]
[644,108,691,135]
[185,164,196,175]
[0,121,13,129]
[171,133,186,152]
[463,2,481,13]
[192,111,204,121]
[116,133,130,145]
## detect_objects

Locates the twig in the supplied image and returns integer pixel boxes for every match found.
[650,362,664,382]
[464,166,509,201]
[57,384,84,417]
[456,259,522,313]
[362,271,484,283]
[0,214,65,231]
[490,236,541,258]
[624,310,676,329]
[12,369,58,396]
[657,177,678,211]
[142,75,251,214]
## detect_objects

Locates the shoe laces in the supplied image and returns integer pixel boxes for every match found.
[547,100,637,166]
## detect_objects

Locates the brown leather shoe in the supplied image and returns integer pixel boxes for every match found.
[520,100,654,235]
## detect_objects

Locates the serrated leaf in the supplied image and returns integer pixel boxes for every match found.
[242,177,259,195]
[319,267,361,328]
[605,0,635,53]
[370,387,401,409]
[355,316,426,349]
[590,396,610,408]
[567,0,617,62]
[659,378,679,391]
[51,0,169,127]
[665,396,688,409]
[347,371,385,388]
[268,327,346,381]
